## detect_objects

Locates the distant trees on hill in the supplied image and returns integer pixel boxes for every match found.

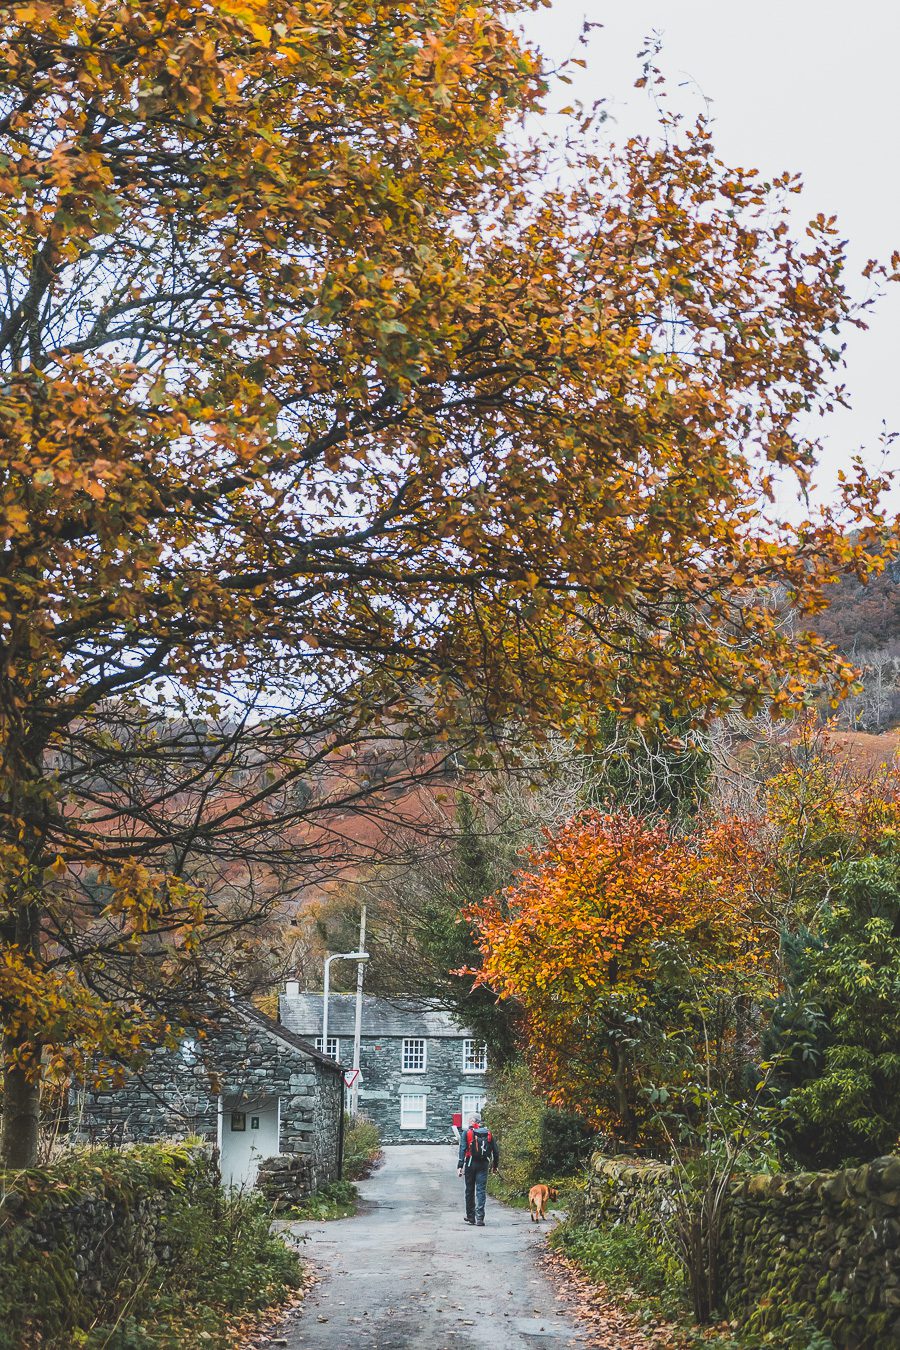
[814,552,900,730]
[814,555,900,652]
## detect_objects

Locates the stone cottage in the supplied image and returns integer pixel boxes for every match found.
[72,1001,344,1193]
[279,989,488,1145]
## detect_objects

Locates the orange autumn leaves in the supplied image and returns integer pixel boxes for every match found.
[466,811,772,1132]
[0,0,895,1169]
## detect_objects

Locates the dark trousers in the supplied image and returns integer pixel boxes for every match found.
[464,1163,489,1221]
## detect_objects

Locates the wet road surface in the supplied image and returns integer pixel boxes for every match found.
[277,1144,589,1349]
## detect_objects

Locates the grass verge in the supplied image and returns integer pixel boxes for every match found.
[548,1220,836,1350]
[343,1117,383,1181]
[278,1180,358,1222]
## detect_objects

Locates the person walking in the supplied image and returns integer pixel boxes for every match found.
[457,1114,499,1226]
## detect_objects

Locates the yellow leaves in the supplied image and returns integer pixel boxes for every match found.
[0,503,29,540]
[245,19,272,46]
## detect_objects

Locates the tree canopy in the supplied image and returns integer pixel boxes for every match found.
[0,0,892,1164]
[466,810,772,1142]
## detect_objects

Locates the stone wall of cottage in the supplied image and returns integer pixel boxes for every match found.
[357,1035,487,1145]
[576,1153,900,1350]
[73,1017,342,1189]
[312,1056,345,1175]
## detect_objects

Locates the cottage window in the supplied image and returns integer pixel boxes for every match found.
[401,1038,426,1072]
[461,1092,486,1121]
[179,1037,198,1066]
[462,1039,487,1073]
[400,1093,427,1129]
[315,1036,340,1061]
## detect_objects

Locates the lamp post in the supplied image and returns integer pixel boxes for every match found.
[322,949,369,1062]
[350,906,367,1119]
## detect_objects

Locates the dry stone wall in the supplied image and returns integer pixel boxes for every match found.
[0,1142,217,1348]
[723,1156,900,1348]
[579,1152,900,1349]
[256,1153,315,1212]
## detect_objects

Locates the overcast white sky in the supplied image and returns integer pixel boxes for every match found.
[520,1,900,513]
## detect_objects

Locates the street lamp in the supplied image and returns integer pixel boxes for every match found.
[322,950,369,1059]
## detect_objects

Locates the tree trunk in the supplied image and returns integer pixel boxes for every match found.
[0,1054,41,1168]
[0,761,48,1170]
[0,890,44,1168]
[610,1041,637,1145]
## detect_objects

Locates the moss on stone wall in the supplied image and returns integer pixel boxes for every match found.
[724,1156,900,1349]
[0,1140,300,1347]
[579,1153,900,1350]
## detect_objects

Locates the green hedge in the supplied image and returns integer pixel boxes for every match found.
[483,1062,595,1200]
[343,1116,382,1181]
[0,1140,300,1348]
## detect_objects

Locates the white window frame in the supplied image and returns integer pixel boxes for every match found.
[461,1092,487,1121]
[401,1037,427,1073]
[400,1093,427,1129]
[315,1036,340,1061]
[179,1037,198,1067]
[462,1038,487,1073]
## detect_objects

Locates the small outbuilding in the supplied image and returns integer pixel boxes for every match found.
[72,1001,344,1195]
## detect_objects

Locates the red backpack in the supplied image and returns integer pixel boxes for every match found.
[466,1125,493,1165]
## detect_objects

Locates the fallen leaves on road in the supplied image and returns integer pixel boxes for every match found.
[235,1266,318,1349]
[539,1245,680,1349]
[540,1247,739,1350]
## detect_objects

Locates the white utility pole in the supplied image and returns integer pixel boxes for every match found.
[350,905,367,1118]
[322,948,369,1063]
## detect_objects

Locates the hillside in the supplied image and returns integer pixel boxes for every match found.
[807,550,900,731]
[813,554,900,652]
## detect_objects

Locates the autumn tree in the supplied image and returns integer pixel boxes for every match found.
[320,720,709,1058]
[0,0,891,1164]
[467,811,773,1143]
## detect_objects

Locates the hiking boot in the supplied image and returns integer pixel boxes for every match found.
[464,1215,475,1224]
[476,1219,485,1226]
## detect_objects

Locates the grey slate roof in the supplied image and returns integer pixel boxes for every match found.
[238,1002,345,1073]
[279,992,474,1040]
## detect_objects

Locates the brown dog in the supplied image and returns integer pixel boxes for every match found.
[528,1183,559,1222]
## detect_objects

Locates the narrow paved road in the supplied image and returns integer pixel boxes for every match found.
[277,1145,589,1348]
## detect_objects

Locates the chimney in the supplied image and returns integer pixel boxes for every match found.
[285,979,300,999]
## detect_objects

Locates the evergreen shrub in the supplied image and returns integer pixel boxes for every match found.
[484,1061,595,1199]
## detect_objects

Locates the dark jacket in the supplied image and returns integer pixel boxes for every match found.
[458,1123,499,1171]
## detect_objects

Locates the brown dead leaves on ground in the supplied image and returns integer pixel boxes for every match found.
[540,1244,695,1350]
[541,1245,739,1349]
[234,1263,318,1349]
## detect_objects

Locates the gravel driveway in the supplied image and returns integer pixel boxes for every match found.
[274,1144,589,1349]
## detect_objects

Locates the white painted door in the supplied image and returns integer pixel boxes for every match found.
[219,1099,279,1189]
